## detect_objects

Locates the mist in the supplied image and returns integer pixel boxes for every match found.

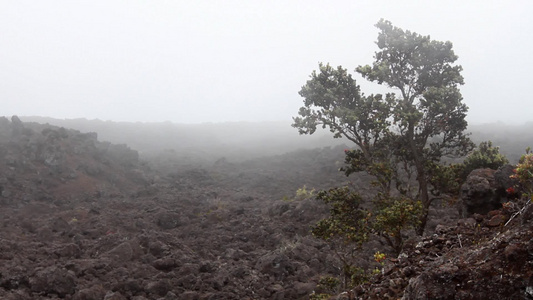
[1,2,533,293]
[2,1,532,125]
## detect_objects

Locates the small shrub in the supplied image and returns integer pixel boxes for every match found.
[462,141,509,178]
[315,276,341,294]
[371,267,382,276]
[311,187,370,247]
[373,251,386,263]
[510,147,533,200]
[429,141,509,197]
[295,185,316,201]
[346,265,369,286]
[373,196,422,255]
[428,163,465,197]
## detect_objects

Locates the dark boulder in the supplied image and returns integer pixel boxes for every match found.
[73,285,106,300]
[402,272,455,300]
[494,164,518,193]
[104,242,134,262]
[29,266,77,297]
[460,168,500,216]
[156,212,182,230]
[255,252,295,281]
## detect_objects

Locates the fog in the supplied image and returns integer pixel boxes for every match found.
[19,116,533,166]
[2,1,532,124]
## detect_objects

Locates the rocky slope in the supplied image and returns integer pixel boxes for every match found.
[343,204,533,299]
[345,169,533,300]
[0,116,531,299]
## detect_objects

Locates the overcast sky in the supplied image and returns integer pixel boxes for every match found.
[1,1,531,124]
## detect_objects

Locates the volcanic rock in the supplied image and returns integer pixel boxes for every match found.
[460,168,500,216]
[29,266,76,297]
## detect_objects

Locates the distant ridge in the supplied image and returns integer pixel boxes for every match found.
[19,116,347,163]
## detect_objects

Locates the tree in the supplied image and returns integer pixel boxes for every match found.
[293,19,474,236]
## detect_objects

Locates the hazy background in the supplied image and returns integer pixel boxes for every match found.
[2,1,532,124]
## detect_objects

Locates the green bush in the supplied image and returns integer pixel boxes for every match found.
[429,141,509,198]
[462,141,509,178]
[295,185,315,200]
[314,276,341,295]
[311,187,370,247]
[429,163,464,196]
[511,147,533,199]
[373,196,422,254]
[309,293,331,300]
[345,265,370,286]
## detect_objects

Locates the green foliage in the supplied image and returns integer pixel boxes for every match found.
[318,276,341,291]
[311,187,374,289]
[373,251,386,263]
[311,187,370,248]
[301,20,476,294]
[295,185,315,200]
[342,147,397,193]
[356,19,472,166]
[310,270,370,299]
[371,267,382,276]
[313,276,341,296]
[282,185,316,202]
[345,265,370,286]
[313,188,420,259]
[309,292,332,300]
[373,197,422,254]
[293,63,394,141]
[428,162,465,197]
[511,147,533,199]
[462,141,509,178]
[294,19,474,236]
[428,141,508,197]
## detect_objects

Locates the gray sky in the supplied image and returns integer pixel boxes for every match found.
[1,0,532,124]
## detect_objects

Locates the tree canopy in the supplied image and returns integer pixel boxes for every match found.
[293,19,474,238]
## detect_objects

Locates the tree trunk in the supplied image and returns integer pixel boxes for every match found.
[406,120,430,236]
[416,176,430,236]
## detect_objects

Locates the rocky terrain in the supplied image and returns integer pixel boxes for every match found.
[0,116,352,299]
[351,198,533,299]
[0,116,532,299]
